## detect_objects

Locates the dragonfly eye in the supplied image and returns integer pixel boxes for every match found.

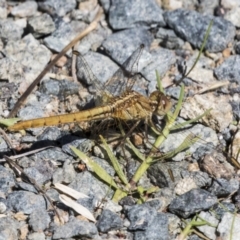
[149,91,172,116]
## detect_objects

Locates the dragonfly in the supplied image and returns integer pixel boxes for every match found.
[8,45,172,132]
[7,44,240,174]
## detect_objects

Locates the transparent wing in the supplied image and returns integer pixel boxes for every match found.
[73,50,103,95]
[104,44,144,96]
[74,45,144,98]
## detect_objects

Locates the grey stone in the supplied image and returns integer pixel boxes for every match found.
[208,178,239,197]
[24,160,55,185]
[102,28,153,65]
[218,212,240,239]
[27,232,46,240]
[20,135,37,143]
[68,171,114,201]
[215,55,240,84]
[0,0,7,19]
[23,167,46,185]
[11,1,38,17]
[212,202,235,219]
[99,0,110,12]
[234,41,240,54]
[77,195,97,213]
[97,209,123,233]
[29,209,51,231]
[28,13,55,38]
[0,19,23,42]
[127,204,157,230]
[119,196,135,206]
[198,0,219,15]
[167,213,181,238]
[225,7,240,28]
[169,189,217,218]
[46,188,60,202]
[231,100,240,121]
[134,213,169,240]
[156,28,185,49]
[196,211,219,240]
[158,123,219,161]
[40,79,79,101]
[164,9,235,52]
[0,136,8,152]
[53,216,98,239]
[32,147,73,163]
[52,168,63,184]
[148,160,188,188]
[44,20,86,53]
[38,0,76,17]
[0,165,15,194]
[76,51,118,87]
[1,34,51,85]
[181,170,212,188]
[53,159,76,184]
[144,199,162,211]
[76,26,111,55]
[7,190,46,214]
[17,105,45,120]
[0,217,18,240]
[37,127,62,141]
[141,48,176,92]
[0,199,7,213]
[17,182,38,194]
[62,138,93,156]
[109,0,165,29]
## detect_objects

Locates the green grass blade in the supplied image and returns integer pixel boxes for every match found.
[170,108,212,131]
[156,70,164,94]
[100,135,129,187]
[152,133,199,162]
[126,138,145,162]
[70,146,119,189]
[0,118,20,127]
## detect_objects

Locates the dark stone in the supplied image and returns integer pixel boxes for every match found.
[168,189,217,218]
[235,42,240,54]
[0,165,15,194]
[38,0,76,17]
[0,217,19,240]
[53,216,98,239]
[29,209,51,231]
[102,28,153,65]
[134,213,169,240]
[27,13,55,38]
[7,191,46,214]
[109,0,165,29]
[96,209,123,233]
[208,178,239,198]
[215,56,240,84]
[40,79,79,101]
[32,147,73,163]
[119,196,135,206]
[37,127,62,141]
[212,202,235,220]
[164,9,235,52]
[156,28,184,49]
[127,204,157,230]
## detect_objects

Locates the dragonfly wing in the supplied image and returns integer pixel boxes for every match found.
[74,51,103,95]
[104,44,145,96]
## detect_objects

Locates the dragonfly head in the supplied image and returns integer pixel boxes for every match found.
[149,91,172,116]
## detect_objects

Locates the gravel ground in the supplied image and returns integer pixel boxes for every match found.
[0,0,240,239]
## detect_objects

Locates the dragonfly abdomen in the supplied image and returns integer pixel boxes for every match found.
[8,105,112,131]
